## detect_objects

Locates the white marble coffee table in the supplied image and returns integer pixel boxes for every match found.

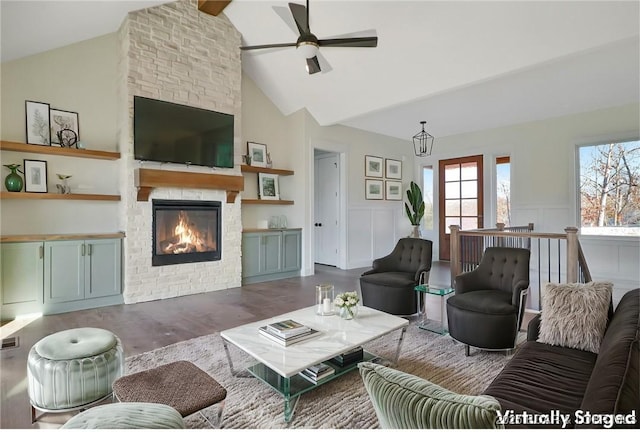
[220,305,408,422]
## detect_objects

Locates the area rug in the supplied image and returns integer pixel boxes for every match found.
[125,318,523,429]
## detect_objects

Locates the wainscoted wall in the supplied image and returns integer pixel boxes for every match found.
[346,206,409,269]
[117,0,242,303]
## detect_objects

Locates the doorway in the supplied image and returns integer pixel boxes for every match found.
[314,150,340,266]
[439,155,484,261]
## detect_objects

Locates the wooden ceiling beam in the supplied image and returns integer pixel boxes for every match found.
[198,0,232,16]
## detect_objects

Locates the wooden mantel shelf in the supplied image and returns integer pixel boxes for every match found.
[135,168,244,203]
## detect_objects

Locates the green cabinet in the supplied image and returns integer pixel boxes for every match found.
[1,242,44,318]
[242,229,301,284]
[0,238,123,319]
[44,239,122,307]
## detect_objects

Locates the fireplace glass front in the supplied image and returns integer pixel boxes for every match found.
[152,199,221,266]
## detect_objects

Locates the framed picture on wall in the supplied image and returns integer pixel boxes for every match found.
[385,158,402,179]
[248,142,268,167]
[365,179,383,200]
[258,173,280,200]
[25,101,51,145]
[385,180,402,200]
[23,159,48,193]
[50,109,79,147]
[365,155,383,177]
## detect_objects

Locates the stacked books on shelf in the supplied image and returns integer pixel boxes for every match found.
[299,363,336,384]
[328,346,364,367]
[258,319,320,346]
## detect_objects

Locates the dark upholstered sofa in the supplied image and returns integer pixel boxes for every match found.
[483,288,639,428]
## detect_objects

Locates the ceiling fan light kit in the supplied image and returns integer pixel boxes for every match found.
[240,0,378,74]
[413,121,435,157]
[297,41,319,59]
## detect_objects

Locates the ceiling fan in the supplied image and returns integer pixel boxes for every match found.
[240,0,378,74]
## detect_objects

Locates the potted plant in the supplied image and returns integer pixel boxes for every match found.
[405,181,425,238]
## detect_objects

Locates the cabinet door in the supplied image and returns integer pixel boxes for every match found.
[282,230,301,272]
[242,233,262,277]
[1,242,43,306]
[262,232,282,274]
[44,241,84,303]
[85,239,122,299]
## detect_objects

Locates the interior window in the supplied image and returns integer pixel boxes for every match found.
[578,141,640,236]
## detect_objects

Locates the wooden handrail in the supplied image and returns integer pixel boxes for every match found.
[454,229,567,240]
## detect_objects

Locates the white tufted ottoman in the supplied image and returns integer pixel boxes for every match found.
[27,327,124,423]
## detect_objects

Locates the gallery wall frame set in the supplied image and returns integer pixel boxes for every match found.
[364,155,403,200]
[25,100,80,147]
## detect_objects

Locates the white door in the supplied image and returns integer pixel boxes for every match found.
[314,152,339,266]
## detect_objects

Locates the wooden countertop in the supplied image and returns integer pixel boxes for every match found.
[1,232,126,242]
[242,228,302,233]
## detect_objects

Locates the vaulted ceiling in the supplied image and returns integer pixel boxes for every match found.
[2,1,639,140]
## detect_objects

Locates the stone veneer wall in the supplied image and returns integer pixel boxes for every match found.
[117,0,242,303]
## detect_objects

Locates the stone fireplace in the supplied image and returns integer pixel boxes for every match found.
[117,0,242,304]
[152,199,222,266]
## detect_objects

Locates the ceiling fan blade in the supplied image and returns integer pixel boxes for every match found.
[318,36,378,48]
[306,56,321,75]
[241,42,297,51]
[289,2,309,34]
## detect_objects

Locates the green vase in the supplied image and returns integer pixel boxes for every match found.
[4,164,23,192]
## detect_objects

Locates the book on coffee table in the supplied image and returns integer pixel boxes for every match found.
[258,326,320,346]
[299,363,336,384]
[265,319,310,338]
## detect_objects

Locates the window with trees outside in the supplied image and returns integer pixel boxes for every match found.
[579,141,639,236]
[422,166,434,230]
[496,157,511,226]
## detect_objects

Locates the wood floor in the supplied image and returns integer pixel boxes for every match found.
[0,262,453,429]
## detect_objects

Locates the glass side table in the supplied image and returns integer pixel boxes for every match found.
[414,284,454,335]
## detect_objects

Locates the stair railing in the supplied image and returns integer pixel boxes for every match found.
[450,225,592,310]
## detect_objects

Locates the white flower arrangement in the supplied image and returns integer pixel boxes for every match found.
[334,291,359,319]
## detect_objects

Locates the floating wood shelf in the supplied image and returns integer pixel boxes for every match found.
[240,165,294,176]
[0,192,120,201]
[241,199,294,205]
[135,168,244,203]
[1,232,126,243]
[0,140,120,160]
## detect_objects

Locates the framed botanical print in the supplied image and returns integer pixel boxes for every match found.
[258,173,279,200]
[385,158,402,179]
[25,101,51,145]
[365,179,383,200]
[23,159,48,193]
[386,180,402,200]
[50,109,79,147]
[365,155,383,178]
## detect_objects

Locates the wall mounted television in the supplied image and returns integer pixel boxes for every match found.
[133,96,234,168]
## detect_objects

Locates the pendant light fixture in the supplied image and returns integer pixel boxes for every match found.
[413,121,434,157]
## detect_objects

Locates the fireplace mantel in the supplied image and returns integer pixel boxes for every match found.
[135,168,244,203]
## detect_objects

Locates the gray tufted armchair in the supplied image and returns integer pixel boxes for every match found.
[360,238,433,315]
[447,247,530,355]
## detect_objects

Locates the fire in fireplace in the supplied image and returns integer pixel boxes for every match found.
[152,199,221,266]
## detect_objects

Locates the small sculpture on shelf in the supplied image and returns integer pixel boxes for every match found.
[3,164,24,192]
[243,154,252,166]
[56,174,72,194]
[56,129,78,148]
[266,152,273,168]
